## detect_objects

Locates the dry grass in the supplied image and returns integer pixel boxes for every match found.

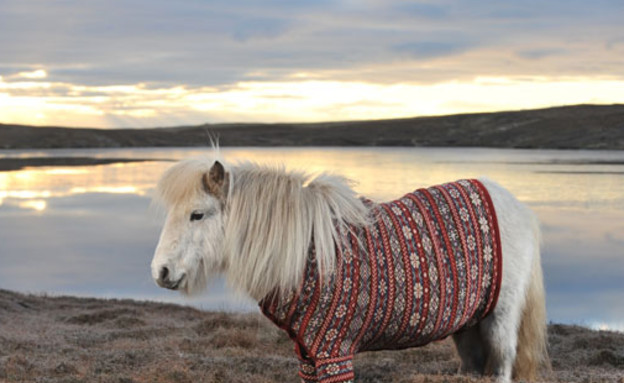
[0,289,622,383]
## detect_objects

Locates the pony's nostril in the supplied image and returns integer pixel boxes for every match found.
[159,267,169,281]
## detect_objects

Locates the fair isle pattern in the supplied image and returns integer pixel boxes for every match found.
[260,179,503,383]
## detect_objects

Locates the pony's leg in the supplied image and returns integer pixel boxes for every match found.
[315,355,354,383]
[477,178,543,383]
[452,325,487,374]
[477,246,527,383]
[477,209,534,383]
[480,307,521,383]
[480,249,546,383]
[298,359,318,383]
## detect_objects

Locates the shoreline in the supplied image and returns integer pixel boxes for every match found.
[3,153,624,173]
[0,157,170,172]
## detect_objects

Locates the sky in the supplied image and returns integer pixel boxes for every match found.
[1,0,623,128]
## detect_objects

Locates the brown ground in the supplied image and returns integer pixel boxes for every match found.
[0,289,622,383]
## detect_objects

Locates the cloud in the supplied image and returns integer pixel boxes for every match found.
[1,0,623,126]
[1,0,621,85]
[393,41,471,59]
[231,17,291,42]
[2,72,624,128]
[392,3,448,19]
[9,69,48,79]
[516,48,567,60]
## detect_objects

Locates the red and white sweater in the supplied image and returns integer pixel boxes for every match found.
[261,179,503,383]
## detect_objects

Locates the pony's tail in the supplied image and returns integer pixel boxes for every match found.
[513,215,550,381]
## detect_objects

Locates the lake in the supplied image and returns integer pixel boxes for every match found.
[1,147,623,331]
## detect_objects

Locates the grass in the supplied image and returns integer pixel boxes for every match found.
[0,289,622,382]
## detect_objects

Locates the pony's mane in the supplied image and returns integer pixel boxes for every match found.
[153,157,372,301]
[154,158,212,208]
[225,162,372,300]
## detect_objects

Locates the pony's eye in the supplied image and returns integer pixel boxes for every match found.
[190,211,205,222]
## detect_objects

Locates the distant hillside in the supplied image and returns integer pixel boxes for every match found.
[1,104,624,150]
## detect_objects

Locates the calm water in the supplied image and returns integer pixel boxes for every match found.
[1,147,623,331]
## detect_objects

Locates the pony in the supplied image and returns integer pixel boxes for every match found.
[150,156,548,383]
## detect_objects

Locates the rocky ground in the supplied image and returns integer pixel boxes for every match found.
[0,289,622,383]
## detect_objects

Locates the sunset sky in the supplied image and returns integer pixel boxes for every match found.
[1,0,623,128]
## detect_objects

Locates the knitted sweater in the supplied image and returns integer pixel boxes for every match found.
[260,179,503,383]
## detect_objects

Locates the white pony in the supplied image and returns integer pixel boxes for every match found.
[151,157,548,383]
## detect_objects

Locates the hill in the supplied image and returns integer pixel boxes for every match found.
[0,289,622,382]
[1,104,624,150]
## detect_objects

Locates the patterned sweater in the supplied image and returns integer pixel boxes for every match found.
[260,179,503,383]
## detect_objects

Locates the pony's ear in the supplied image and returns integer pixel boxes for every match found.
[202,161,228,200]
[209,161,225,185]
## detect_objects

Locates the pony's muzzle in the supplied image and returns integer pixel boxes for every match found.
[156,266,185,290]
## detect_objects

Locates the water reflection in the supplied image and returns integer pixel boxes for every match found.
[0,147,623,331]
[0,162,161,205]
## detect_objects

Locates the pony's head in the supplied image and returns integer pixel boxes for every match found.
[151,158,229,295]
[151,156,372,301]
